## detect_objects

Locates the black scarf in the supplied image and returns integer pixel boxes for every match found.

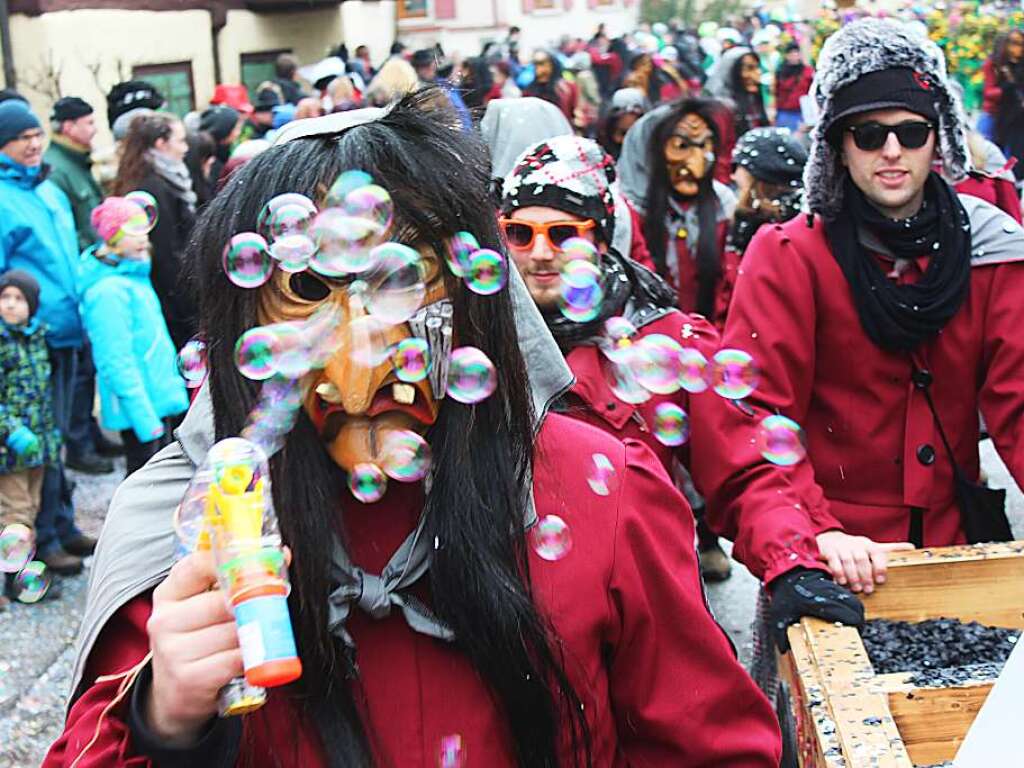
[825,173,972,352]
[544,249,677,353]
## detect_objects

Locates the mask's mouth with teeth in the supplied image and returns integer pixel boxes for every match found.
[311,378,437,446]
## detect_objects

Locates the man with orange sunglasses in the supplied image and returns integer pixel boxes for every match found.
[499,134,830,586]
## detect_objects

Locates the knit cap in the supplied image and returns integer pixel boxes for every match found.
[0,101,40,148]
[0,269,41,318]
[500,135,618,245]
[90,198,150,245]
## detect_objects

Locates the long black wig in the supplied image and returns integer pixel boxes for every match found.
[641,97,723,319]
[186,89,592,767]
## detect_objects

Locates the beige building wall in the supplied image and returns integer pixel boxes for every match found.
[8,8,214,148]
[218,7,345,84]
[5,6,352,151]
[342,0,398,65]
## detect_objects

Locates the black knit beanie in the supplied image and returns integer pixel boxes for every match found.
[0,269,41,318]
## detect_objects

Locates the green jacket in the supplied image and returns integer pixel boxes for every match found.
[44,138,103,252]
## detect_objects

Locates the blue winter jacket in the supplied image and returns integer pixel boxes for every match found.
[77,247,188,441]
[0,155,83,349]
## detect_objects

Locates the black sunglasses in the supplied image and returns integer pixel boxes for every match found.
[846,121,934,151]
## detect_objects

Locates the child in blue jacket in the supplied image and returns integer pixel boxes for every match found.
[79,198,188,476]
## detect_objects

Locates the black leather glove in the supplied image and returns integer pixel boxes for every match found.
[768,567,865,652]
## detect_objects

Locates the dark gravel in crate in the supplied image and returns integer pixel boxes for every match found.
[860,618,1019,675]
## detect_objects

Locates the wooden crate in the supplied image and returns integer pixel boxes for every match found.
[777,542,1024,768]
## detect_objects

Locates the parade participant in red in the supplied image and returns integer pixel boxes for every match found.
[46,92,782,768]
[618,98,737,329]
[979,29,1024,142]
[773,43,813,133]
[716,19,1024,656]
[523,50,580,124]
[707,47,769,140]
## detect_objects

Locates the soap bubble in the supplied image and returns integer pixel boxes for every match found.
[632,334,684,395]
[756,415,807,466]
[531,515,573,561]
[261,194,317,270]
[465,248,507,295]
[559,237,599,264]
[438,734,465,768]
[678,348,711,393]
[308,208,381,276]
[349,463,387,503]
[652,403,690,447]
[601,316,637,363]
[223,232,273,288]
[381,430,432,482]
[390,338,431,383]
[711,349,760,400]
[446,347,497,404]
[325,170,374,207]
[268,323,314,380]
[363,243,427,325]
[125,190,158,231]
[12,561,50,603]
[447,231,479,277]
[558,259,604,323]
[0,524,35,573]
[235,326,280,381]
[268,233,316,273]
[326,171,394,234]
[587,453,616,496]
[177,336,208,388]
[605,356,652,405]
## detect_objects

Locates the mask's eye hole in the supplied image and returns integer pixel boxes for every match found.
[288,272,331,302]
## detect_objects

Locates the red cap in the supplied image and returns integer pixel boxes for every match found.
[210,84,254,115]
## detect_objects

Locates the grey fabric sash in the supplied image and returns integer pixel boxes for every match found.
[326,515,454,648]
[68,257,571,705]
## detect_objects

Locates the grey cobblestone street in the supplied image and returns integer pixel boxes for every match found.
[1,443,1021,767]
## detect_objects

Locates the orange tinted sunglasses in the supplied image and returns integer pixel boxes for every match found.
[499,218,596,251]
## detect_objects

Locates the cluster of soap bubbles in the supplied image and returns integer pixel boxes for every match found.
[347,429,433,503]
[598,317,762,407]
[0,524,51,603]
[555,238,604,323]
[445,231,508,296]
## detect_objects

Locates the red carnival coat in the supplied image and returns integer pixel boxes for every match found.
[45,414,782,768]
[714,215,1024,580]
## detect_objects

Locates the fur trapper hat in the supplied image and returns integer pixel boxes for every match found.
[805,18,972,219]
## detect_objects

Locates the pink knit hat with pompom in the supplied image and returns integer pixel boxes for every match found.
[90,197,149,244]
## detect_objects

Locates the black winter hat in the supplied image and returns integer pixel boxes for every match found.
[200,106,240,142]
[826,67,940,143]
[253,88,281,113]
[732,127,808,188]
[0,269,41,318]
[107,81,165,128]
[51,96,94,123]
